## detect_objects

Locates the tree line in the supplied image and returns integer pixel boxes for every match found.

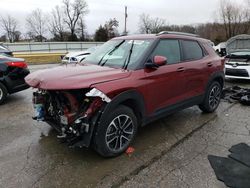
[138,0,250,44]
[0,0,249,44]
[0,0,120,43]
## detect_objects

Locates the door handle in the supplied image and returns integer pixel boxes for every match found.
[177,67,185,72]
[207,62,213,67]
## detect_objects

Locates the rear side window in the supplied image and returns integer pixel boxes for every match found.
[181,40,204,61]
[151,39,181,64]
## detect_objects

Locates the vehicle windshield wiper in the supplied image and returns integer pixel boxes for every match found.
[98,40,125,66]
[123,40,134,70]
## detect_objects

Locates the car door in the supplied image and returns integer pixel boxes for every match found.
[144,39,187,115]
[180,40,209,99]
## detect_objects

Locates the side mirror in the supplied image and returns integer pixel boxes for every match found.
[154,55,167,66]
[145,55,167,69]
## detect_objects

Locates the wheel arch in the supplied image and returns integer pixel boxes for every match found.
[0,77,10,93]
[206,71,225,90]
[100,90,146,127]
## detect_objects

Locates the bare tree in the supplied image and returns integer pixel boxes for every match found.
[138,13,165,34]
[0,15,18,42]
[63,0,88,41]
[26,9,47,42]
[242,0,250,33]
[50,6,65,41]
[77,17,86,41]
[150,17,166,33]
[13,31,21,42]
[219,0,248,38]
[138,14,152,34]
[104,18,119,39]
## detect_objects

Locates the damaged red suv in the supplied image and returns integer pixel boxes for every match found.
[25,32,225,157]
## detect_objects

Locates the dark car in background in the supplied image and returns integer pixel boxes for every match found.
[0,44,13,57]
[0,55,30,104]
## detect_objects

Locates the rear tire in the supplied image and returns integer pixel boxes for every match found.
[92,105,138,157]
[199,81,222,113]
[0,83,8,105]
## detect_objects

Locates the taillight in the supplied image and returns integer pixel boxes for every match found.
[6,61,27,68]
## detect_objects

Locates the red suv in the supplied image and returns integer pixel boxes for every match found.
[25,32,225,157]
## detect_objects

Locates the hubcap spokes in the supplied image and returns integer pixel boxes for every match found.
[209,85,221,109]
[0,88,3,100]
[105,115,134,152]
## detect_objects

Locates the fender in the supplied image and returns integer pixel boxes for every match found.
[0,76,9,91]
[99,90,146,126]
[206,71,225,91]
[0,77,4,82]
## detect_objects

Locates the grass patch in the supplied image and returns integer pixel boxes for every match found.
[14,53,66,65]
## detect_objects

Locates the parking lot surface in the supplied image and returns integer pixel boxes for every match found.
[0,64,249,188]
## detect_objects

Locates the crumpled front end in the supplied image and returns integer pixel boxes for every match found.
[32,88,111,148]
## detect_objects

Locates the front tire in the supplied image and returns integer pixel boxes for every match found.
[0,83,8,105]
[93,105,138,157]
[199,81,222,113]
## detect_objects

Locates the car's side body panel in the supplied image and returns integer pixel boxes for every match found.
[143,63,187,115]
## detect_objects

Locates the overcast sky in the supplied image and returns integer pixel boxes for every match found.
[0,0,246,36]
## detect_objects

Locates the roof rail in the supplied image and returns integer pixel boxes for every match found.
[156,31,199,37]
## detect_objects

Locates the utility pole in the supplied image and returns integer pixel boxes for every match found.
[124,6,128,35]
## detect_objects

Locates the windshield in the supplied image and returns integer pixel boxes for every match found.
[0,45,9,52]
[84,39,153,69]
[86,46,98,53]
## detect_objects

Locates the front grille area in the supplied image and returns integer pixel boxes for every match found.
[226,68,249,77]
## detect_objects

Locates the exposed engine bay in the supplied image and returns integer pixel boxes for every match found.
[32,88,110,148]
[226,54,250,66]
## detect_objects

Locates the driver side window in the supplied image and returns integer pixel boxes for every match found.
[151,39,181,65]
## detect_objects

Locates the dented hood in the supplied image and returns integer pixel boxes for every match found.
[25,64,130,90]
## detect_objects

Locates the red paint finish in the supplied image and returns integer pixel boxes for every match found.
[25,64,130,90]
[153,56,167,66]
[26,34,224,118]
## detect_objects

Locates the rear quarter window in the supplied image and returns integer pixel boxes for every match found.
[181,40,204,61]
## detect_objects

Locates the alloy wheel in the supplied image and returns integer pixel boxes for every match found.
[208,85,221,110]
[105,114,134,152]
[0,88,3,100]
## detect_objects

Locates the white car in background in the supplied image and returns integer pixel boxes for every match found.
[225,35,250,80]
[213,42,226,56]
[0,43,13,57]
[62,46,98,64]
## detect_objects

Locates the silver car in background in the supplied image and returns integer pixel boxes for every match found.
[62,46,99,64]
[0,43,13,57]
